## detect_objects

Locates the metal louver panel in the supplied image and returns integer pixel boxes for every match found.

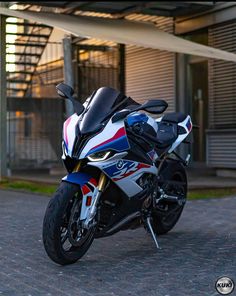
[207,21,236,169]
[207,130,236,168]
[208,22,236,128]
[126,16,175,112]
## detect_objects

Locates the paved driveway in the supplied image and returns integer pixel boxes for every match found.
[0,189,235,296]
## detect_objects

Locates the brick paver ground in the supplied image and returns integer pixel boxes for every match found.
[0,189,235,296]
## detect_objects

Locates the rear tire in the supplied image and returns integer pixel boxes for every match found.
[152,161,187,235]
[42,182,95,265]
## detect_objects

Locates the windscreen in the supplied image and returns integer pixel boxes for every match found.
[79,87,138,134]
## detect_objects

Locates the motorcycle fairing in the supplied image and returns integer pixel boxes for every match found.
[168,115,192,153]
[103,160,151,181]
[79,118,130,159]
[88,159,157,197]
[63,113,80,157]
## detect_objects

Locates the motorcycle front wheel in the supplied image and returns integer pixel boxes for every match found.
[42,182,95,265]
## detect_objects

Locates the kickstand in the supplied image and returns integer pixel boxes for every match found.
[146,216,161,250]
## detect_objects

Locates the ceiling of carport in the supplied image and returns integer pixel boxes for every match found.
[12,1,215,17]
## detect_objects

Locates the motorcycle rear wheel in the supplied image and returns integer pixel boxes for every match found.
[43,182,95,265]
[152,161,187,235]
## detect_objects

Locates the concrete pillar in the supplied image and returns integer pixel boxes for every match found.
[62,35,74,117]
[176,53,188,113]
[175,53,191,160]
[0,13,7,179]
[118,44,125,94]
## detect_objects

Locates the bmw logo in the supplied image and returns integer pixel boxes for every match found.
[116,160,124,169]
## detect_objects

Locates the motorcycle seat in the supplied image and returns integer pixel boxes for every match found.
[162,112,186,123]
[156,121,178,148]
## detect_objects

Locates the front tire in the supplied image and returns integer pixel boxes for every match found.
[42,182,95,265]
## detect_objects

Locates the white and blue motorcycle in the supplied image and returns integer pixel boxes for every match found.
[43,83,192,265]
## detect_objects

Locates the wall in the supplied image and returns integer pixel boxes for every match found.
[126,16,175,112]
[207,20,236,169]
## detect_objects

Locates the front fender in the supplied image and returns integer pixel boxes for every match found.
[62,172,96,187]
[62,172,98,221]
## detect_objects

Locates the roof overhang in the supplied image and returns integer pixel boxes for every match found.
[1,6,236,63]
[12,2,215,17]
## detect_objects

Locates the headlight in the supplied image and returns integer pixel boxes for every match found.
[87,151,111,162]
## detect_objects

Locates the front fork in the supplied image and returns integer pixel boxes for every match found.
[82,173,107,229]
[73,162,107,229]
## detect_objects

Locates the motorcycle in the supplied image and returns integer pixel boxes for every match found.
[43,83,192,265]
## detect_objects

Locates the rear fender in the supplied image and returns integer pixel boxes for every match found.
[62,172,98,220]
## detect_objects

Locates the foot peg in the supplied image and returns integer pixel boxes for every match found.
[146,216,161,250]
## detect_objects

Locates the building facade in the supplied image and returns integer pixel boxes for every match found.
[125,3,236,175]
[3,2,236,175]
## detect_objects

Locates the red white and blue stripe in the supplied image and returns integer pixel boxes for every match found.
[85,127,129,156]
